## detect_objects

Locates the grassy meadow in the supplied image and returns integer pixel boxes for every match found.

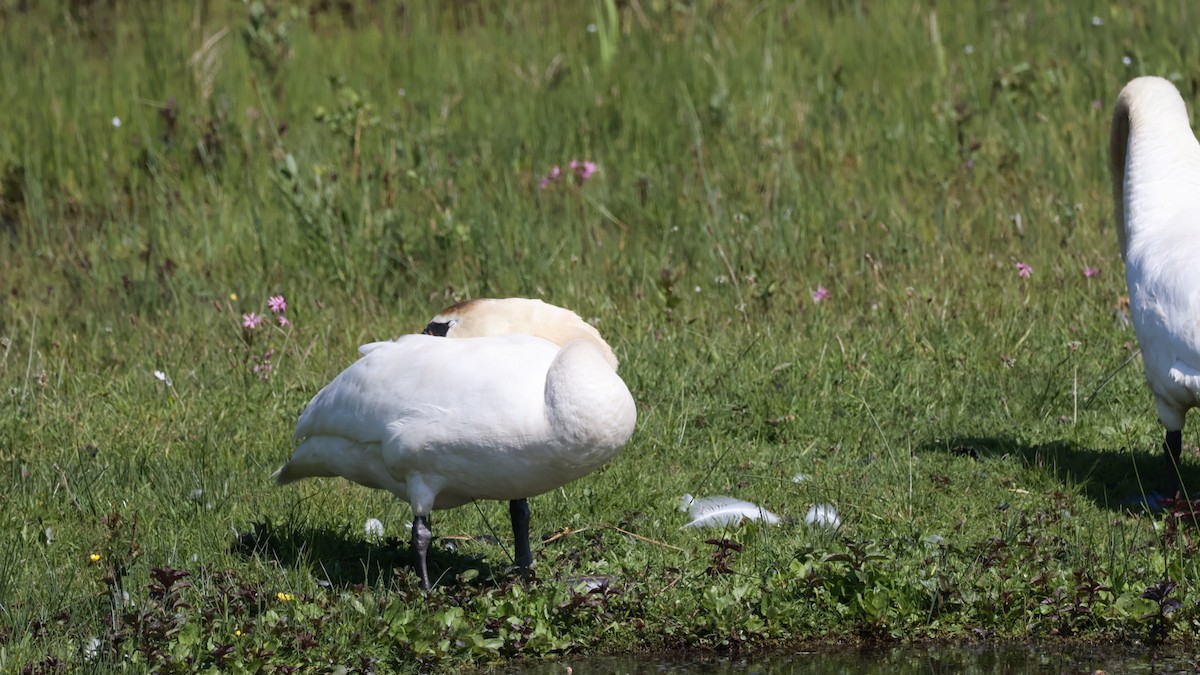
[3,0,1200,670]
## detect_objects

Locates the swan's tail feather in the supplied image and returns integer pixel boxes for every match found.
[271,436,355,485]
[272,463,305,486]
[272,436,394,493]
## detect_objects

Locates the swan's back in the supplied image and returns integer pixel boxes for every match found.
[294,334,556,449]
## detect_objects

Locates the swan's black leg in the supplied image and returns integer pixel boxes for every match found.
[411,515,433,590]
[1165,429,1183,495]
[509,498,532,569]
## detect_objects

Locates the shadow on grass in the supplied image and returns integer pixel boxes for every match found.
[922,436,1200,512]
[229,519,511,590]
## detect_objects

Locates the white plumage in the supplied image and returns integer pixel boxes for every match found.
[1111,76,1200,491]
[275,299,636,588]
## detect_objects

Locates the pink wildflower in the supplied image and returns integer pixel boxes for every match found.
[268,295,287,314]
[243,312,265,329]
[569,159,598,183]
[1082,266,1099,278]
[811,286,830,303]
[1015,262,1033,278]
[539,165,563,190]
[277,315,290,327]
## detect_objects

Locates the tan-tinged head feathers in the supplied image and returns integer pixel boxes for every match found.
[421,298,620,370]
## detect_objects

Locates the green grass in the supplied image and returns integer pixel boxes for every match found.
[3,0,1200,670]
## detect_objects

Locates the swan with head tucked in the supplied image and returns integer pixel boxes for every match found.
[1111,76,1200,492]
[275,299,636,589]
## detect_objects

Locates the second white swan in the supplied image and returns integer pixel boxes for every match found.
[1111,76,1200,491]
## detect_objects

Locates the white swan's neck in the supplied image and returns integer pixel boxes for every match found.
[1112,77,1200,261]
[543,339,636,462]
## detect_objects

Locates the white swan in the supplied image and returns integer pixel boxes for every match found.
[275,299,636,589]
[1111,76,1200,491]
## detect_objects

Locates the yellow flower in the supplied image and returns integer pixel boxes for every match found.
[276,592,293,602]
[229,293,238,302]
[88,553,101,562]
[235,629,242,637]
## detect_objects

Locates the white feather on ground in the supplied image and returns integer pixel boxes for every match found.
[680,494,781,529]
[804,503,841,530]
[364,518,384,539]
